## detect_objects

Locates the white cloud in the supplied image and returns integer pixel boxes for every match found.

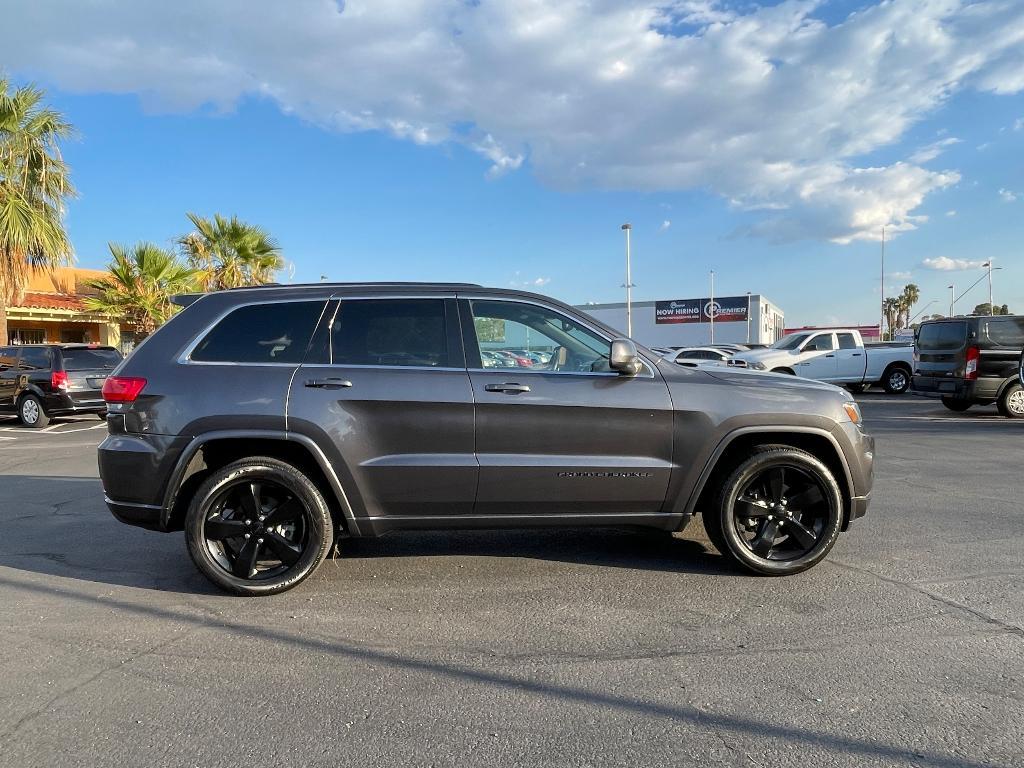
[945,209,957,217]
[922,257,986,271]
[888,270,913,280]
[659,220,672,231]
[509,272,551,288]
[909,137,962,164]
[998,188,1018,202]
[5,0,1024,242]
[1014,118,1024,131]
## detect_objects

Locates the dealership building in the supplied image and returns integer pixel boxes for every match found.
[576,294,785,348]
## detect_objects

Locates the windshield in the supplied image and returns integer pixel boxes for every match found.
[770,333,811,350]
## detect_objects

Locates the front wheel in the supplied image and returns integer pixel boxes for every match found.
[703,446,843,576]
[185,457,334,595]
[997,383,1024,419]
[882,366,910,394]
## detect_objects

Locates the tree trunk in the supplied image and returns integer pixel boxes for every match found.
[0,295,7,346]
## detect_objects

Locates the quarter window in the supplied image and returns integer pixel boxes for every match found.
[191,301,327,364]
[983,318,1024,348]
[330,299,449,367]
[0,347,17,371]
[469,300,611,373]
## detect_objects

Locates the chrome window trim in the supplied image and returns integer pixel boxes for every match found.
[459,293,657,379]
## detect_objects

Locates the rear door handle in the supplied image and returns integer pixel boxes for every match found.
[484,382,531,394]
[851,353,862,357]
[825,354,835,358]
[304,378,353,389]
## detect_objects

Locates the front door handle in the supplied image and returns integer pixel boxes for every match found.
[304,378,353,389]
[825,354,835,358]
[484,382,531,394]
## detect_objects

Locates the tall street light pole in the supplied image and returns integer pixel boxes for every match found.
[948,284,955,317]
[746,291,752,344]
[880,225,886,341]
[983,260,994,314]
[621,223,633,337]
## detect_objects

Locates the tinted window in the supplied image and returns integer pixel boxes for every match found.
[982,318,1024,348]
[331,299,448,367]
[0,347,17,371]
[917,322,967,351]
[61,348,121,371]
[19,348,51,370]
[192,301,327,363]
[772,333,810,350]
[837,333,857,350]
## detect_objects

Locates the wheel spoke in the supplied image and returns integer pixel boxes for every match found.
[768,468,787,504]
[232,536,261,579]
[263,530,302,566]
[736,498,772,518]
[750,519,780,558]
[787,484,823,511]
[237,482,262,518]
[263,496,302,527]
[205,515,247,541]
[785,517,818,549]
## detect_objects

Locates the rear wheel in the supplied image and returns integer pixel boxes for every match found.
[997,383,1024,419]
[882,365,910,394]
[18,394,50,428]
[185,457,334,595]
[941,397,972,412]
[703,446,843,576]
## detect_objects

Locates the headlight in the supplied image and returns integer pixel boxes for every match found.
[749,361,767,370]
[843,401,862,425]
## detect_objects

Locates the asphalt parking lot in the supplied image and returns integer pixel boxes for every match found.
[0,394,1021,768]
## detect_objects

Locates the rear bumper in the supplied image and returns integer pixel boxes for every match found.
[910,376,1001,403]
[98,432,188,531]
[42,391,106,415]
[105,498,165,531]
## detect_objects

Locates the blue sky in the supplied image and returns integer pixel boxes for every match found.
[7,0,1024,328]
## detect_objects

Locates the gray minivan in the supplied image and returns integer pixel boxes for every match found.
[911,315,1024,417]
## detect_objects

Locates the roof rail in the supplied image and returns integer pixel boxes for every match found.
[224,281,483,291]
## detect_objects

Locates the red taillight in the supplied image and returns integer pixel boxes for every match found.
[102,376,147,403]
[965,346,980,381]
[51,370,69,390]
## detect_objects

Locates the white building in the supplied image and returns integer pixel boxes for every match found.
[575,294,785,347]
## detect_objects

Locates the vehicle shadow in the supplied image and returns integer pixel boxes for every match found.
[0,475,736,592]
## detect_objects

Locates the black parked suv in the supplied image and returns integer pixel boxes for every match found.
[911,315,1024,417]
[0,344,122,427]
[98,283,874,595]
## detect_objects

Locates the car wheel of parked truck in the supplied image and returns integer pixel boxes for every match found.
[703,446,843,576]
[882,364,911,394]
[185,457,334,596]
[997,383,1024,419]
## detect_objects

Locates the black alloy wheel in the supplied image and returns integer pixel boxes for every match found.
[704,446,843,576]
[185,457,333,595]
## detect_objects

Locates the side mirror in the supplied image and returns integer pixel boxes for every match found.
[609,339,642,376]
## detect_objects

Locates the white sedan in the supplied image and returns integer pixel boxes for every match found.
[661,346,734,365]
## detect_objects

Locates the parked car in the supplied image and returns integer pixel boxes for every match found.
[911,315,1024,417]
[663,346,733,365]
[98,283,874,595]
[731,329,914,394]
[0,343,122,427]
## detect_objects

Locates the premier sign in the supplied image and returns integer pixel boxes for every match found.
[655,296,749,324]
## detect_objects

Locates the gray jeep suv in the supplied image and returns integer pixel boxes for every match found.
[98,283,874,595]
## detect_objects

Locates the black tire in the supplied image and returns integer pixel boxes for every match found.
[185,457,334,595]
[997,382,1024,419]
[847,383,868,393]
[882,365,911,394]
[97,410,108,420]
[941,397,972,412]
[18,394,50,428]
[702,445,843,576]
[771,367,796,375]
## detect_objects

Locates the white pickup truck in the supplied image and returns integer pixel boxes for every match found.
[730,329,914,393]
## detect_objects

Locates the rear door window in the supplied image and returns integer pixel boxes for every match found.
[330,299,449,367]
[191,301,327,364]
[837,333,857,350]
[981,317,1024,348]
[917,322,967,351]
[18,348,52,370]
[60,348,120,371]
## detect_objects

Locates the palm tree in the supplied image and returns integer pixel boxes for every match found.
[84,242,199,339]
[900,283,920,328]
[0,80,75,344]
[883,297,901,339]
[178,212,282,291]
